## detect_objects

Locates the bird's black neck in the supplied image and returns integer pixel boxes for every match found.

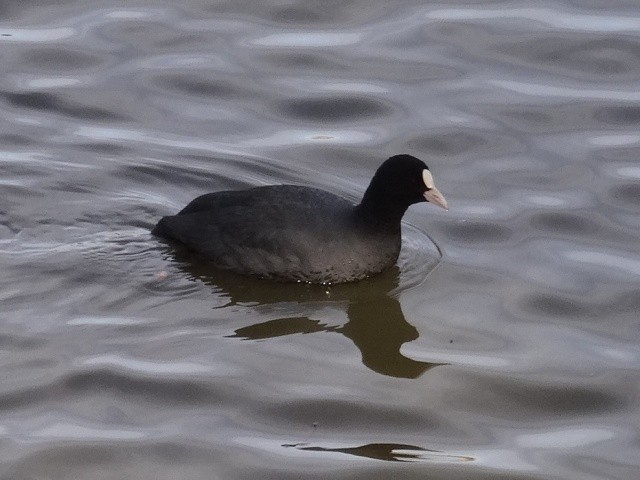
[353,185,409,234]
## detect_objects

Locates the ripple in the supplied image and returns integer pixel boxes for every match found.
[395,223,442,292]
[135,52,231,71]
[252,32,361,48]
[278,96,391,122]
[5,443,226,480]
[24,77,83,88]
[500,107,551,129]
[565,249,640,277]
[609,288,640,315]
[426,8,640,33]
[3,91,126,121]
[452,374,627,417]
[0,333,44,350]
[494,36,640,79]
[529,212,597,235]
[261,398,440,430]
[516,426,617,449]
[408,130,486,155]
[153,73,244,99]
[589,134,640,147]
[258,51,348,71]
[67,316,147,326]
[112,162,232,191]
[441,221,512,243]
[62,369,220,405]
[491,79,640,101]
[21,47,106,71]
[405,128,520,159]
[239,128,375,147]
[595,106,640,125]
[262,2,391,26]
[498,164,588,189]
[34,422,146,440]
[269,6,327,24]
[609,183,640,207]
[79,354,212,375]
[519,293,588,318]
[494,103,638,134]
[1,27,76,42]
[0,133,31,146]
[76,141,131,154]
[596,145,640,163]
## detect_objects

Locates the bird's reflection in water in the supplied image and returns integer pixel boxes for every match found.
[164,246,442,379]
[282,442,474,463]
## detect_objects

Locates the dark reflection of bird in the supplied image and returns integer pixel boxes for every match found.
[229,293,440,379]
[282,442,474,463]
[285,442,433,462]
[153,154,447,284]
[162,248,442,379]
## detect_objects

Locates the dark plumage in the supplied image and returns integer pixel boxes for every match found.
[153,154,447,284]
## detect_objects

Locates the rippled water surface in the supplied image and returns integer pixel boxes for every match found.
[1,1,640,479]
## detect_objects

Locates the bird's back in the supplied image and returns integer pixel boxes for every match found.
[154,185,400,283]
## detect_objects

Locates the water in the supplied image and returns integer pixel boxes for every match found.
[1,1,639,479]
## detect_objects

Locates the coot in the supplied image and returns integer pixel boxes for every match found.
[153,154,447,284]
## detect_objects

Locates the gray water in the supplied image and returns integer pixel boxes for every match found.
[1,1,640,479]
